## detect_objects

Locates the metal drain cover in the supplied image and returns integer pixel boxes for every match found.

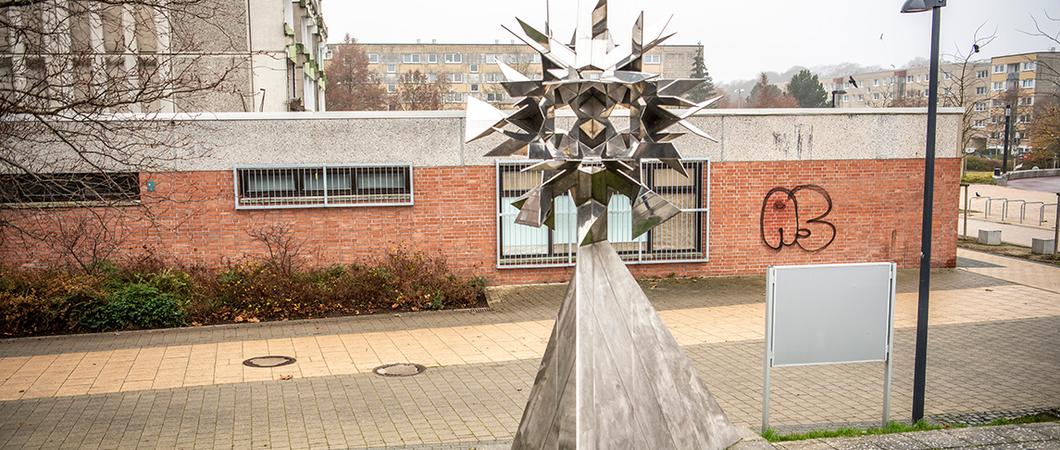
[373,363,426,377]
[243,356,297,368]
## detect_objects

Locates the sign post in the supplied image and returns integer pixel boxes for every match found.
[762,263,897,433]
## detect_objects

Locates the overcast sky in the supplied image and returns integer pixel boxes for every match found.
[323,0,1058,82]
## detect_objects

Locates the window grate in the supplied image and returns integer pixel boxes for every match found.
[0,172,140,205]
[234,164,414,210]
[496,159,709,268]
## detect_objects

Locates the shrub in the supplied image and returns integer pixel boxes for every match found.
[81,283,187,331]
[0,249,487,337]
[0,292,66,337]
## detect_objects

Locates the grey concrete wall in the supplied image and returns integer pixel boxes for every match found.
[8,108,963,173]
[154,108,962,171]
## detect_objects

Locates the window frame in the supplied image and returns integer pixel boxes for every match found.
[643,54,662,64]
[0,172,141,207]
[367,53,380,64]
[494,158,710,268]
[233,164,415,210]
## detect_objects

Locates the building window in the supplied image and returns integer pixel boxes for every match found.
[235,165,414,209]
[873,93,881,100]
[993,64,1005,73]
[992,81,1002,91]
[386,84,396,93]
[444,53,463,63]
[643,54,662,64]
[531,54,541,63]
[1021,79,1035,88]
[873,79,879,87]
[974,102,986,112]
[1022,61,1036,71]
[470,83,480,92]
[976,86,987,95]
[401,54,421,64]
[368,53,380,64]
[976,70,988,78]
[469,64,479,73]
[496,159,708,267]
[1017,114,1031,124]
[906,75,914,82]
[858,94,864,101]
[0,172,140,205]
[443,92,466,103]
[486,92,504,102]
[426,73,438,83]
[973,119,986,129]
[449,73,465,83]
[1019,96,1035,106]
[386,64,397,74]
[991,115,999,124]
[426,54,438,64]
[484,54,497,64]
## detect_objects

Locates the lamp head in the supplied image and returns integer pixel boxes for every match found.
[901,0,946,13]
[1005,105,1012,117]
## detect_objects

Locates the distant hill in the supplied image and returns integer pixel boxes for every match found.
[716,62,888,99]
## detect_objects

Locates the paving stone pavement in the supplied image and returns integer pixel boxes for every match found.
[0,249,1057,449]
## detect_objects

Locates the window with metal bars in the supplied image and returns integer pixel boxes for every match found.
[234,165,413,209]
[496,160,709,267]
[0,172,140,205]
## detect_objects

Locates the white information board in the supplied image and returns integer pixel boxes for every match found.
[762,262,896,432]
[767,263,895,367]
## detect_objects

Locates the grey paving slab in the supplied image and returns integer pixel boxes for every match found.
[0,316,1057,449]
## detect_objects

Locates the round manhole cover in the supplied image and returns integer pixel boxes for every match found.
[243,356,297,368]
[373,363,426,377]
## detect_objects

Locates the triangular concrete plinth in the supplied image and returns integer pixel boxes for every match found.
[512,242,741,449]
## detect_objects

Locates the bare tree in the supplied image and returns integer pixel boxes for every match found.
[0,0,243,270]
[387,70,449,111]
[937,22,997,153]
[325,34,386,111]
[247,223,305,277]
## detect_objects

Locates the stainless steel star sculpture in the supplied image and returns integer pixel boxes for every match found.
[465,0,721,245]
[466,2,741,448]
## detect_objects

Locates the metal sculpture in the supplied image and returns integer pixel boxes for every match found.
[465,1,741,448]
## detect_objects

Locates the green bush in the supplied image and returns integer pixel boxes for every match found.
[82,283,187,331]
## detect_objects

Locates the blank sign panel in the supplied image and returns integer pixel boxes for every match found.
[768,263,895,367]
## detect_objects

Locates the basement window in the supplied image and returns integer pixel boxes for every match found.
[234,164,413,209]
[0,172,140,206]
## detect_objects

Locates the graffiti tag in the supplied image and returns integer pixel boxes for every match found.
[760,185,836,252]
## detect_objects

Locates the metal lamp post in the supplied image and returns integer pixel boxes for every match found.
[1002,105,1012,173]
[832,89,847,108]
[901,0,945,424]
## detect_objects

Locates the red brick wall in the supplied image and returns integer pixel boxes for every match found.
[0,158,960,285]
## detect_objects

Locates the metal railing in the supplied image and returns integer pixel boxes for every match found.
[966,194,1057,227]
[496,159,710,268]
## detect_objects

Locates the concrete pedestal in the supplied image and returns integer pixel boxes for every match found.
[978,229,1002,246]
[1032,238,1055,255]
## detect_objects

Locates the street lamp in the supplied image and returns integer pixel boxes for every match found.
[737,88,746,108]
[901,0,945,424]
[1002,105,1013,173]
[831,89,847,108]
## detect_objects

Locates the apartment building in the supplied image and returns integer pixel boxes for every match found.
[327,42,701,109]
[982,52,1060,153]
[0,0,328,113]
[832,51,1059,153]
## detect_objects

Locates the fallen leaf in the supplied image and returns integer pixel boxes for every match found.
[279,374,293,381]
